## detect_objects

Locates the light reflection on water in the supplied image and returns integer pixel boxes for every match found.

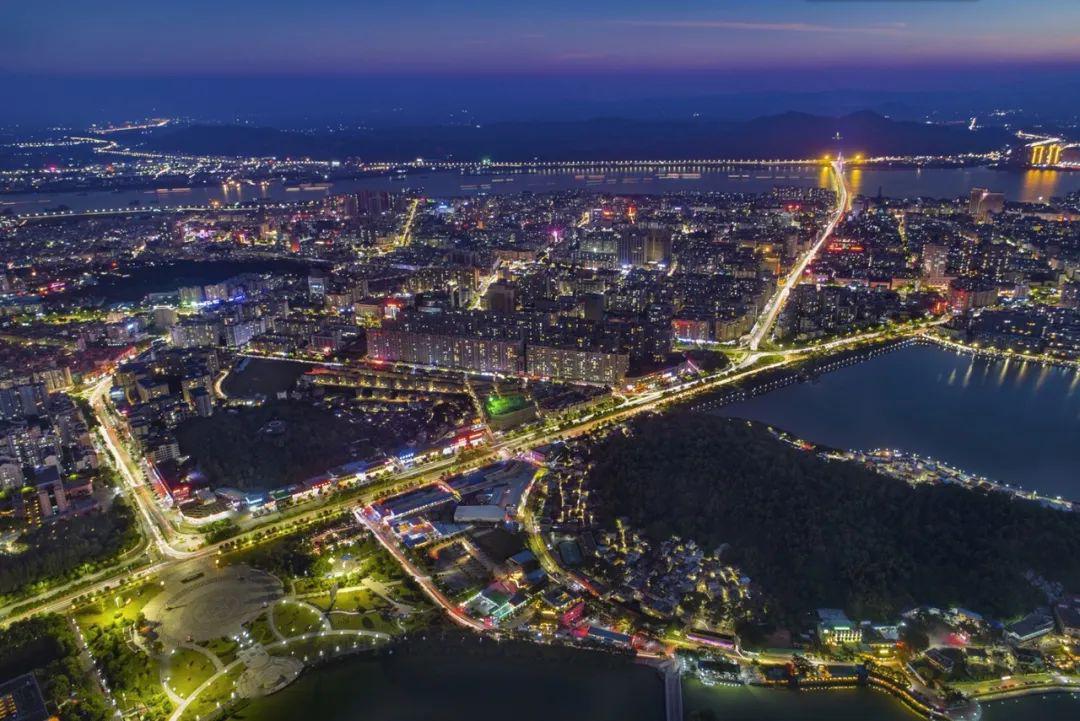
[1020,169,1064,203]
[721,344,1080,498]
[8,166,1080,215]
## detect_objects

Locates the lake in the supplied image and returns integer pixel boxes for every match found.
[236,638,663,721]
[720,344,1080,500]
[684,679,1080,721]
[5,165,1080,215]
[238,654,1080,721]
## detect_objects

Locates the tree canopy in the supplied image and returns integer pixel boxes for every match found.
[0,501,138,597]
[176,401,358,490]
[0,615,112,721]
[586,413,1080,621]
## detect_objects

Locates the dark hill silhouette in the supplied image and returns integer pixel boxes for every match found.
[585,414,1080,621]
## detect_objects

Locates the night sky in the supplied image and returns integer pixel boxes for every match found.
[4,0,1079,76]
[3,1,1079,125]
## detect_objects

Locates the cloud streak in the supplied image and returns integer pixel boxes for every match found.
[613,19,908,36]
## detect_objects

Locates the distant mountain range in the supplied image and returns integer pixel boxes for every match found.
[144,111,1015,162]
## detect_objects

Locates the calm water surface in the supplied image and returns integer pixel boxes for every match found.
[238,644,663,721]
[6,166,1080,214]
[722,344,1080,499]
[685,680,1080,721]
[251,665,1079,721]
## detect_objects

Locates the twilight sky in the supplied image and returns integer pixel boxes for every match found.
[4,0,1080,76]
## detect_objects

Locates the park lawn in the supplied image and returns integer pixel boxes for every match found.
[202,637,240,666]
[392,586,427,606]
[244,614,278,645]
[309,588,386,614]
[177,664,244,721]
[274,601,325,638]
[164,648,218,699]
[307,592,334,611]
[75,581,162,630]
[292,577,334,596]
[328,609,401,635]
[327,612,370,631]
[399,608,436,632]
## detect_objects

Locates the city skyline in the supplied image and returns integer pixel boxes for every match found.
[2,4,1080,721]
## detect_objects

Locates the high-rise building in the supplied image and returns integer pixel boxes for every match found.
[0,382,48,420]
[153,306,179,329]
[192,388,214,417]
[969,188,1005,221]
[526,344,629,385]
[617,227,672,267]
[179,286,205,306]
[1061,282,1080,310]
[617,231,647,267]
[35,469,69,519]
[0,456,24,489]
[308,270,328,299]
[581,293,606,322]
[922,244,949,279]
[169,319,221,348]
[341,190,398,218]
[644,226,673,265]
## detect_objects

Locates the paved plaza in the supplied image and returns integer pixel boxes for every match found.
[145,564,283,645]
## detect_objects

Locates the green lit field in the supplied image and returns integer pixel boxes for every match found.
[74,581,162,630]
[485,393,529,417]
[245,614,279,645]
[164,648,218,699]
[176,665,245,721]
[273,601,326,637]
[309,588,385,613]
[202,637,240,665]
[328,610,402,635]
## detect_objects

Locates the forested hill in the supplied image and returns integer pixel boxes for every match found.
[144,111,1012,162]
[585,414,1080,621]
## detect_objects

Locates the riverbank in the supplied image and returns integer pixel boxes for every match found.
[688,676,1080,721]
[685,678,928,721]
[967,683,1080,703]
[9,164,1080,217]
[923,332,1080,370]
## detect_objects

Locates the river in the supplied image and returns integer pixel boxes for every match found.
[720,344,1080,500]
[5,166,1080,215]
[684,679,1080,721]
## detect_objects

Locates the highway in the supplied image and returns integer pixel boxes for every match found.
[746,157,849,351]
[397,197,421,246]
[86,376,202,559]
